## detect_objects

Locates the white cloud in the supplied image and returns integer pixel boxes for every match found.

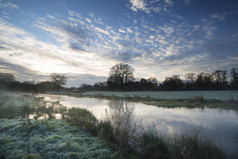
[46,14,55,19]
[128,0,176,14]
[164,0,174,6]
[129,0,149,13]
[85,18,92,23]
[67,9,75,17]
[95,27,110,35]
[118,28,126,33]
[126,27,133,33]
[0,1,18,9]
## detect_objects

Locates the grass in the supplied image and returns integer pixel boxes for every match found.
[167,130,228,159]
[0,119,118,159]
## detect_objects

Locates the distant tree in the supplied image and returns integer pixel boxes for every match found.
[0,73,15,82]
[185,73,196,84]
[107,63,135,91]
[37,81,55,92]
[230,68,238,88]
[50,73,67,92]
[139,77,158,90]
[195,72,214,90]
[93,82,107,91]
[185,73,196,90]
[0,73,15,90]
[80,84,93,91]
[212,70,228,89]
[162,75,184,91]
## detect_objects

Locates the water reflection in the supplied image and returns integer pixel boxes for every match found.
[39,94,238,156]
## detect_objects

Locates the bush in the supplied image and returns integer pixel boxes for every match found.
[67,107,98,135]
[98,120,116,144]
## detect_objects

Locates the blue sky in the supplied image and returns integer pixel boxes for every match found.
[0,0,238,86]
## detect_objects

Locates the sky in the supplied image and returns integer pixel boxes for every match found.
[0,0,238,86]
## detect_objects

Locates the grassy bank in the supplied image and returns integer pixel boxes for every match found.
[48,92,238,111]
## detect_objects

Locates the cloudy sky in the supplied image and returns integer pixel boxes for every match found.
[0,0,238,86]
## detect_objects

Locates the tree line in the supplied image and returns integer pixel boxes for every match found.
[0,63,238,92]
[0,73,67,93]
[78,64,238,91]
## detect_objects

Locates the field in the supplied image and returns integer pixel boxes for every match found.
[0,92,236,159]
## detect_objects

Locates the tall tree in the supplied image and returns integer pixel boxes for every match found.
[107,63,134,91]
[50,73,67,92]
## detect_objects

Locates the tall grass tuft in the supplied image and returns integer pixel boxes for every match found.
[137,126,168,159]
[168,130,229,159]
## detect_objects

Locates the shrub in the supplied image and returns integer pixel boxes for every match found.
[98,120,116,144]
[67,107,98,135]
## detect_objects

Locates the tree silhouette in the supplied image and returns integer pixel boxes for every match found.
[50,73,67,92]
[162,75,184,91]
[0,73,15,90]
[213,70,227,89]
[107,63,135,91]
[231,68,238,88]
[195,72,214,90]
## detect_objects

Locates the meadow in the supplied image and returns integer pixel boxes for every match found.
[0,92,236,159]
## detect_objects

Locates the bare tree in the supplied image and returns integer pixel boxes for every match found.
[107,63,135,91]
[185,73,196,84]
[50,73,67,92]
